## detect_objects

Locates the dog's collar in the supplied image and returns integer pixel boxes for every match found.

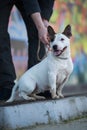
[57,57,68,60]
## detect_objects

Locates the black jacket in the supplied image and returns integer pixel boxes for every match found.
[0,0,54,20]
[22,0,54,20]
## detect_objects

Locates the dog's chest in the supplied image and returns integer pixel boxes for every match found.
[53,59,69,72]
[56,59,73,83]
[56,67,68,83]
[52,60,70,83]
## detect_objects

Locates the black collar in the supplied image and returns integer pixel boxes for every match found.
[57,57,68,60]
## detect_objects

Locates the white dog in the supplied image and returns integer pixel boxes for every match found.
[7,25,73,102]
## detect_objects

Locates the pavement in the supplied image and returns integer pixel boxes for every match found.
[24,117,87,130]
[0,84,87,130]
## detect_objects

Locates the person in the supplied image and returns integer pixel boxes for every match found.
[0,0,54,101]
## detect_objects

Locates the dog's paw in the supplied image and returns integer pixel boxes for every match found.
[6,99,13,103]
[22,96,36,101]
[30,97,36,100]
[52,95,59,99]
[39,96,46,100]
[33,95,46,100]
[58,93,64,98]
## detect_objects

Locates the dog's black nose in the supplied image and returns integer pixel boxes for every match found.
[53,45,57,50]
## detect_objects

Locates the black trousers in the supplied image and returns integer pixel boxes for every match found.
[0,0,45,88]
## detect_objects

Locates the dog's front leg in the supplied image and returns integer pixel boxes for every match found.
[57,76,69,98]
[50,87,59,99]
[48,72,59,99]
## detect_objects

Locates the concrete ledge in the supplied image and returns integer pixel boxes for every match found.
[0,96,87,130]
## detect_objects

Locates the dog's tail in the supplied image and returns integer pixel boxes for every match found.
[6,82,18,102]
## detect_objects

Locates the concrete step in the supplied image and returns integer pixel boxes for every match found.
[0,95,87,130]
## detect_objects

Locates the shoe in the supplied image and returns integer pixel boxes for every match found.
[0,81,14,101]
[0,87,12,101]
[0,87,4,101]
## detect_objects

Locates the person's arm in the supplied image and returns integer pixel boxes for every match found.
[31,12,49,44]
[39,0,55,20]
[39,0,55,30]
[22,0,41,15]
[37,0,55,43]
[22,0,49,44]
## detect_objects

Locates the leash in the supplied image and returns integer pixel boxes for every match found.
[37,39,51,61]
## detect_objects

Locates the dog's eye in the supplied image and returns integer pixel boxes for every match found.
[61,38,64,41]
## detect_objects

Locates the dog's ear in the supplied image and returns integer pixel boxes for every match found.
[47,26,56,42]
[62,25,72,38]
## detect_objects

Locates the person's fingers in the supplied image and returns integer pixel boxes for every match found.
[38,25,50,45]
[43,37,49,45]
[39,35,49,45]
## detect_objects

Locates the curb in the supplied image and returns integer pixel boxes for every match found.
[0,96,87,130]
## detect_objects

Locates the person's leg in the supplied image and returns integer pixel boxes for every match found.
[0,2,16,100]
[27,18,45,69]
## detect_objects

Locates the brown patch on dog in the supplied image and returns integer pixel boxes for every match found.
[47,26,56,42]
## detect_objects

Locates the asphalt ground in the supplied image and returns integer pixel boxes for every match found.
[23,116,87,130]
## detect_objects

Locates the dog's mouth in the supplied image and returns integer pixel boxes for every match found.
[53,46,67,56]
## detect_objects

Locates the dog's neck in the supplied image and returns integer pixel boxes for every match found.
[57,57,68,60]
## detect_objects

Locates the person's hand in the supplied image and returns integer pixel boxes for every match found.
[43,19,51,43]
[38,25,49,45]
[38,19,51,45]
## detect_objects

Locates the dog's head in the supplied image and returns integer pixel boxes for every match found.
[48,25,72,57]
